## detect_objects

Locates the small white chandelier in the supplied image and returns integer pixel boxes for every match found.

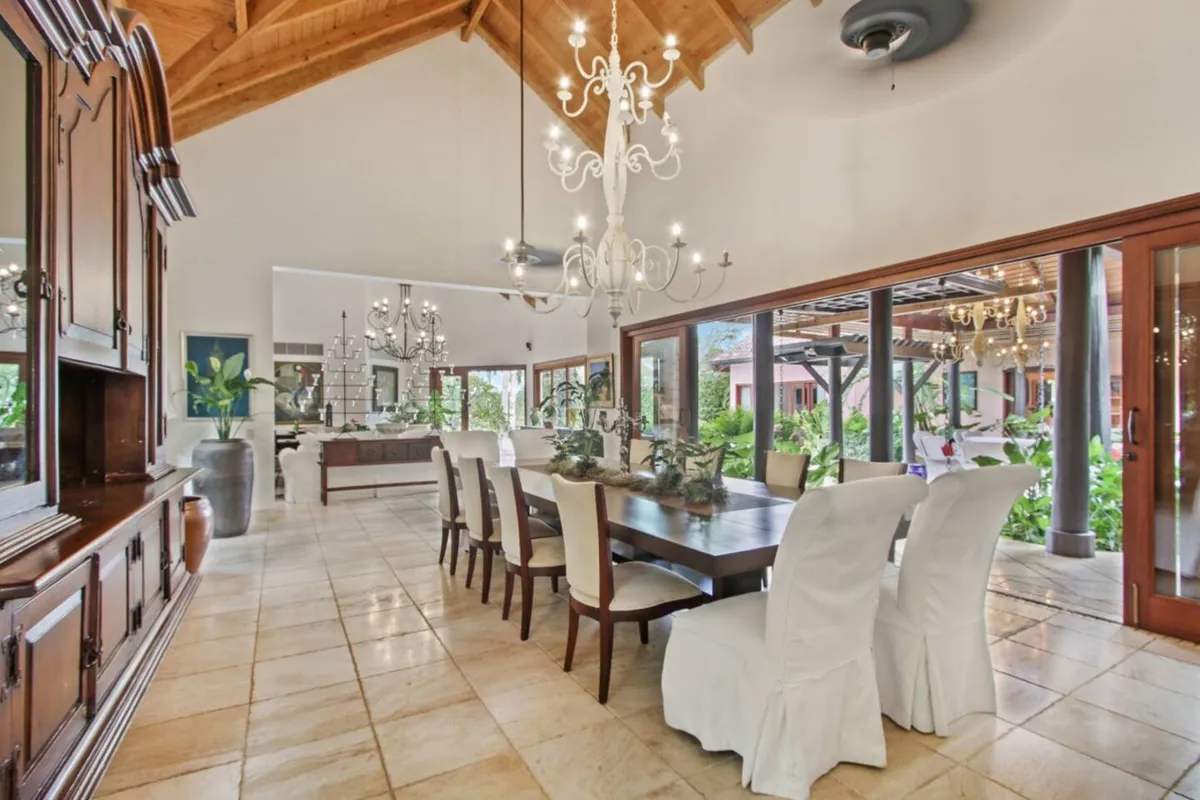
[502,0,731,327]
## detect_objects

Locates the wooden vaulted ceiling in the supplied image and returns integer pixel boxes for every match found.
[126,0,823,143]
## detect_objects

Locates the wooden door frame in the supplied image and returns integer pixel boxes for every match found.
[1122,222,1200,640]
[431,364,526,432]
[628,326,691,437]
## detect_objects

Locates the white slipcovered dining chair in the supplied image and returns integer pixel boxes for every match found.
[440,430,501,463]
[913,432,955,479]
[873,464,1039,736]
[279,446,321,504]
[553,475,705,704]
[661,474,929,799]
[509,428,558,464]
[629,438,654,471]
[431,446,464,574]
[838,458,907,483]
[765,451,810,490]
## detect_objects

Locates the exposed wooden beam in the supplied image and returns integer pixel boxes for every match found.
[177,0,466,115]
[624,0,704,90]
[175,9,464,138]
[708,0,752,54]
[461,0,492,41]
[168,0,301,102]
[810,0,823,6]
[272,0,358,26]
[233,0,249,33]
[476,16,603,153]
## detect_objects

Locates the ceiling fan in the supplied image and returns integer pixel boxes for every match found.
[839,0,972,62]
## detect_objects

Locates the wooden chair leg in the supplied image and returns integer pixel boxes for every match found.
[438,522,449,566]
[598,617,614,704]
[638,619,649,645]
[519,573,534,641]
[465,543,477,588]
[502,570,514,620]
[563,605,579,672]
[551,575,559,593]
[449,524,461,576]
[481,547,494,604]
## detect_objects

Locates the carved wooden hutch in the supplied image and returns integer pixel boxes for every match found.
[0,0,195,795]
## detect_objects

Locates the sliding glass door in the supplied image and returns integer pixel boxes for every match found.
[633,329,690,439]
[1124,224,1200,640]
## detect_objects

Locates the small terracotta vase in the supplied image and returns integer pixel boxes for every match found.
[184,495,214,573]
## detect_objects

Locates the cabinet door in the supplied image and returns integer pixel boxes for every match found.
[123,123,150,375]
[54,59,122,369]
[11,560,92,799]
[94,529,137,706]
[138,513,166,631]
[165,493,186,598]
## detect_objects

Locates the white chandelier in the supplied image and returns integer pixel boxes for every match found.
[502,0,731,327]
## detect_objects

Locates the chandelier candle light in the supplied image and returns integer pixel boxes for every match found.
[502,0,731,327]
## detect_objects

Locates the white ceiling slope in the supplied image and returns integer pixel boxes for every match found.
[174,34,601,294]
[625,0,1200,323]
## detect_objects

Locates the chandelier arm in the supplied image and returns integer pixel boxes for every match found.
[550,149,604,192]
[625,143,681,181]
[661,265,727,305]
[623,58,673,91]
[562,74,606,118]
[566,244,598,291]
[629,241,680,293]
[573,47,606,82]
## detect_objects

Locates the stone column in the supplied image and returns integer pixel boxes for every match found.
[947,360,962,430]
[753,311,775,481]
[1048,248,1096,558]
[869,289,894,462]
[1012,369,1028,417]
[829,325,844,453]
[1088,248,1113,451]
[901,361,916,464]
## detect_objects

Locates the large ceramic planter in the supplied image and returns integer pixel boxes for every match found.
[183,495,214,571]
[192,439,254,538]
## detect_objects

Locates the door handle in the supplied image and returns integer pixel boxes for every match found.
[1126,408,1139,446]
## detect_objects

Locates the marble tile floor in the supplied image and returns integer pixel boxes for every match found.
[95,489,1200,800]
[988,538,1124,622]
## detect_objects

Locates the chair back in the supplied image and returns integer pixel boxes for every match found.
[629,438,654,471]
[766,475,928,675]
[958,438,1007,466]
[458,456,495,542]
[441,430,501,463]
[489,465,531,565]
[509,429,558,463]
[839,458,907,483]
[552,475,611,604]
[430,446,457,522]
[765,451,810,489]
[897,465,1039,629]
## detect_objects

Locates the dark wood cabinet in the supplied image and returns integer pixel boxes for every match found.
[10,560,92,798]
[54,59,123,369]
[0,0,197,795]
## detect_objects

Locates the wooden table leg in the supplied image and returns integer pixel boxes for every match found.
[711,570,766,599]
[320,461,328,506]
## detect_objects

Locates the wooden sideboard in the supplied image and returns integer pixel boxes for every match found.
[319,436,439,504]
[0,0,197,795]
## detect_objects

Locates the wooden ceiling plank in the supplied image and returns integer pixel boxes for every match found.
[177,0,467,115]
[708,0,752,54]
[476,15,602,152]
[167,0,302,102]
[461,0,492,41]
[175,9,465,138]
[624,0,704,90]
[234,0,248,33]
[273,0,358,27]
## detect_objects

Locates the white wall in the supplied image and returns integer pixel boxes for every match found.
[167,34,598,507]
[624,0,1200,324]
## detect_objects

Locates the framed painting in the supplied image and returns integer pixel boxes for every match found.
[183,333,252,419]
[587,354,615,408]
[274,361,324,424]
[372,365,399,410]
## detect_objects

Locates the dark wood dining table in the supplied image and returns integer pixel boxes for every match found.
[512,463,802,598]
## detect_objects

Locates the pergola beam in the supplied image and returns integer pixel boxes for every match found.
[175,9,464,138]
[168,0,302,102]
[708,0,752,54]
[624,0,704,90]
[461,0,492,41]
[234,0,248,34]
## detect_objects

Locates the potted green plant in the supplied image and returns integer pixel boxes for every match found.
[417,390,452,432]
[185,353,276,538]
